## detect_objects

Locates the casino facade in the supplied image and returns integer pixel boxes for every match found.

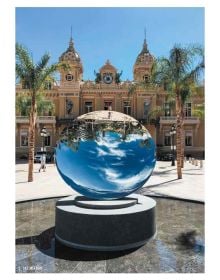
[16,36,204,159]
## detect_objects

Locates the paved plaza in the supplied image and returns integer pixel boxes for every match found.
[16,160,204,203]
[16,159,204,273]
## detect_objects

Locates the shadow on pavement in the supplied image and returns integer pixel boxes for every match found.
[146,178,180,189]
[16,181,28,184]
[152,168,177,175]
[16,227,140,262]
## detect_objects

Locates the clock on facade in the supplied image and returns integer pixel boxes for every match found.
[66,74,74,81]
[103,73,113,84]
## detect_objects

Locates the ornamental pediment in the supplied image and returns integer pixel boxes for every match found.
[99,60,117,73]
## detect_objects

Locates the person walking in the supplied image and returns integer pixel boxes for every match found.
[39,153,46,172]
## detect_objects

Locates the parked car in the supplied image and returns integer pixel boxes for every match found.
[157,153,174,161]
[34,152,53,163]
[19,154,28,160]
[46,152,53,163]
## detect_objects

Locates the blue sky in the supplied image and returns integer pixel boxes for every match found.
[16,7,204,81]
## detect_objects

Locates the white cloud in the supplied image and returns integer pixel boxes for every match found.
[111,162,124,166]
[96,135,120,149]
[99,165,153,189]
[95,135,126,158]
[96,147,108,157]
[100,167,122,181]
[108,147,126,157]
[124,133,149,142]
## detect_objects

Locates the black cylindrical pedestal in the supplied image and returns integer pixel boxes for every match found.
[55,194,156,251]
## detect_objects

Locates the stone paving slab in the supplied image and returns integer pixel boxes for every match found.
[140,161,204,202]
[16,162,75,202]
[16,160,204,203]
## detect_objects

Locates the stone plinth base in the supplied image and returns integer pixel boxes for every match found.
[55,194,156,251]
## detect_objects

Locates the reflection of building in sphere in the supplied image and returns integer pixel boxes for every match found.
[77,124,92,140]
[56,111,156,200]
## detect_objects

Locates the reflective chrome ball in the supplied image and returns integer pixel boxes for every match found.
[56,111,156,200]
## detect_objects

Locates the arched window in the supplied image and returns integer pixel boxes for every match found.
[143,75,149,82]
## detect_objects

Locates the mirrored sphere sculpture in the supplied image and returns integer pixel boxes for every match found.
[55,111,156,200]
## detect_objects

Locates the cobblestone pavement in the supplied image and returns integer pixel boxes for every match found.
[16,160,204,202]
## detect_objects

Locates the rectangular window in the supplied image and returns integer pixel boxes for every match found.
[44,135,51,147]
[44,81,52,90]
[123,101,131,115]
[164,132,171,146]
[104,101,112,110]
[85,101,93,113]
[164,102,171,117]
[184,103,192,117]
[185,131,193,146]
[20,131,28,147]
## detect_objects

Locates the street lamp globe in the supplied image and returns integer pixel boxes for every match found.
[40,127,47,137]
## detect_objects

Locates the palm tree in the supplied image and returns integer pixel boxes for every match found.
[16,92,55,116]
[178,83,205,168]
[153,45,204,179]
[16,43,67,182]
[16,93,31,116]
[192,103,205,120]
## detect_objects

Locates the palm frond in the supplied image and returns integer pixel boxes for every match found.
[192,104,205,119]
[16,93,31,116]
[34,64,59,91]
[148,106,164,118]
[16,43,34,74]
[35,53,51,76]
[181,60,204,85]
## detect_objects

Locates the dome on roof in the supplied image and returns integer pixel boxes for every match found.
[59,38,81,63]
[100,60,117,72]
[134,39,154,66]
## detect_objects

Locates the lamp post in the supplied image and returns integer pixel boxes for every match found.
[170,124,176,166]
[40,127,48,152]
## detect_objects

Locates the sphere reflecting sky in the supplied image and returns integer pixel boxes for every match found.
[56,111,156,200]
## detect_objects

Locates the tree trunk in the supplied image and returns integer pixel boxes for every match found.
[176,92,182,179]
[28,91,37,182]
[180,103,185,168]
[180,127,184,168]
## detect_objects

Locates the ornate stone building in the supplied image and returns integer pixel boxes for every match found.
[16,36,204,159]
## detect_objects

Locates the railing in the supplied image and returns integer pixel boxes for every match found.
[157,146,203,152]
[56,117,75,125]
[160,116,200,124]
[81,81,132,90]
[160,116,176,121]
[16,116,56,123]
[38,116,56,122]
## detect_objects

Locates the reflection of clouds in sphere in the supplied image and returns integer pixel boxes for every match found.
[56,112,156,200]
